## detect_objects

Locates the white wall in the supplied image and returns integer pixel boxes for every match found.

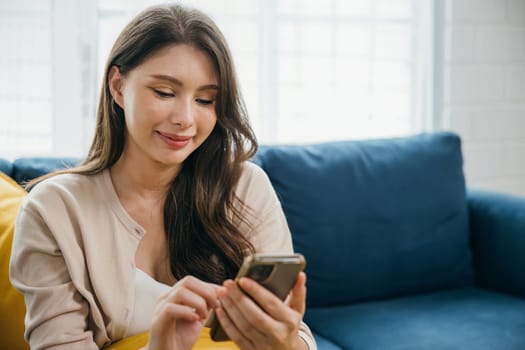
[442,0,525,196]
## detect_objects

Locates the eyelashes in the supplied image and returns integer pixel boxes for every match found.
[152,89,215,105]
[153,89,174,98]
[196,98,214,105]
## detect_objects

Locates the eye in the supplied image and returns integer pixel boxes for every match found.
[196,98,215,105]
[152,88,174,98]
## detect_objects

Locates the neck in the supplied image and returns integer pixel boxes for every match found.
[109,149,180,202]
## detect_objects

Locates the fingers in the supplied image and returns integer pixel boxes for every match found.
[218,276,307,349]
[151,297,201,338]
[178,276,221,307]
[218,280,270,340]
[287,272,307,315]
[215,306,255,350]
[238,277,282,316]
[164,276,220,320]
[157,302,200,324]
[237,275,305,322]
[149,276,221,350]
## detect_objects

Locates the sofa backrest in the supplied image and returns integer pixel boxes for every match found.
[2,133,475,307]
[0,158,79,185]
[0,158,13,178]
[252,132,474,307]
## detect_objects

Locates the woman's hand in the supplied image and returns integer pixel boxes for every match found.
[215,272,308,350]
[146,276,220,350]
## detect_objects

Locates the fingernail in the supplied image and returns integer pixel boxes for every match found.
[224,280,235,289]
[239,277,251,289]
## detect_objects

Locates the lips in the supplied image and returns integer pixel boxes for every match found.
[156,131,192,149]
[157,131,191,141]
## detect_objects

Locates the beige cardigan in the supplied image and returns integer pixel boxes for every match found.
[10,162,316,349]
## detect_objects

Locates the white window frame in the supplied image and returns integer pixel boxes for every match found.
[1,0,440,159]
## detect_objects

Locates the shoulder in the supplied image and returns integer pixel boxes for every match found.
[15,171,112,249]
[234,161,281,213]
[33,171,95,189]
[23,171,103,212]
[235,161,274,198]
[29,172,98,197]
[234,162,293,252]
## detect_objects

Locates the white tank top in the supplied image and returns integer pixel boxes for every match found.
[126,268,171,337]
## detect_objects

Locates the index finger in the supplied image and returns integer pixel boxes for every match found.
[171,276,220,309]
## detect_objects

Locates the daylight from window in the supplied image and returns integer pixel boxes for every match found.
[0,0,432,158]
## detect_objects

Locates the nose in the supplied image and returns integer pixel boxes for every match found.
[170,96,194,128]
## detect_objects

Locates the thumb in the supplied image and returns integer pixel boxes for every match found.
[287,271,306,315]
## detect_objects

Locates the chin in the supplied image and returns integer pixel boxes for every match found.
[149,152,185,168]
[163,156,187,167]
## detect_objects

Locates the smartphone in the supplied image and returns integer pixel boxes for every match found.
[208,253,306,342]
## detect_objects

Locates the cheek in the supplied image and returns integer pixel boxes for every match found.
[144,103,171,123]
[202,113,218,135]
[127,97,169,128]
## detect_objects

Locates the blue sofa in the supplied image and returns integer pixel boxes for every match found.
[3,131,525,349]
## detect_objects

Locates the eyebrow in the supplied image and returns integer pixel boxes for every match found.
[150,74,218,91]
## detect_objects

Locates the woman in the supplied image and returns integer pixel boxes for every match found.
[10,4,316,350]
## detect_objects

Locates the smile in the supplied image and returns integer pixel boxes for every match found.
[156,131,192,149]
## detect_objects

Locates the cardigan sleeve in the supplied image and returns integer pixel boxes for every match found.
[10,192,100,349]
[235,162,294,254]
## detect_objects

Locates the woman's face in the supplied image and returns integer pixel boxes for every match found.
[109,44,218,170]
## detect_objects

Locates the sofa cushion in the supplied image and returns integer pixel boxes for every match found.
[12,157,79,184]
[0,172,29,350]
[253,132,473,307]
[311,333,343,350]
[304,288,525,350]
[0,158,13,177]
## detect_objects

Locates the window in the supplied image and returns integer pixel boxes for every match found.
[1,0,434,159]
[0,0,53,158]
[0,0,98,159]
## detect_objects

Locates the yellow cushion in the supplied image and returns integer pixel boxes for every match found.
[105,331,149,349]
[107,328,238,349]
[0,172,29,350]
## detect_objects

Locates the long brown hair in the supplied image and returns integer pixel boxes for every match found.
[32,4,258,283]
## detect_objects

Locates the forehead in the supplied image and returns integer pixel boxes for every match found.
[132,44,218,84]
